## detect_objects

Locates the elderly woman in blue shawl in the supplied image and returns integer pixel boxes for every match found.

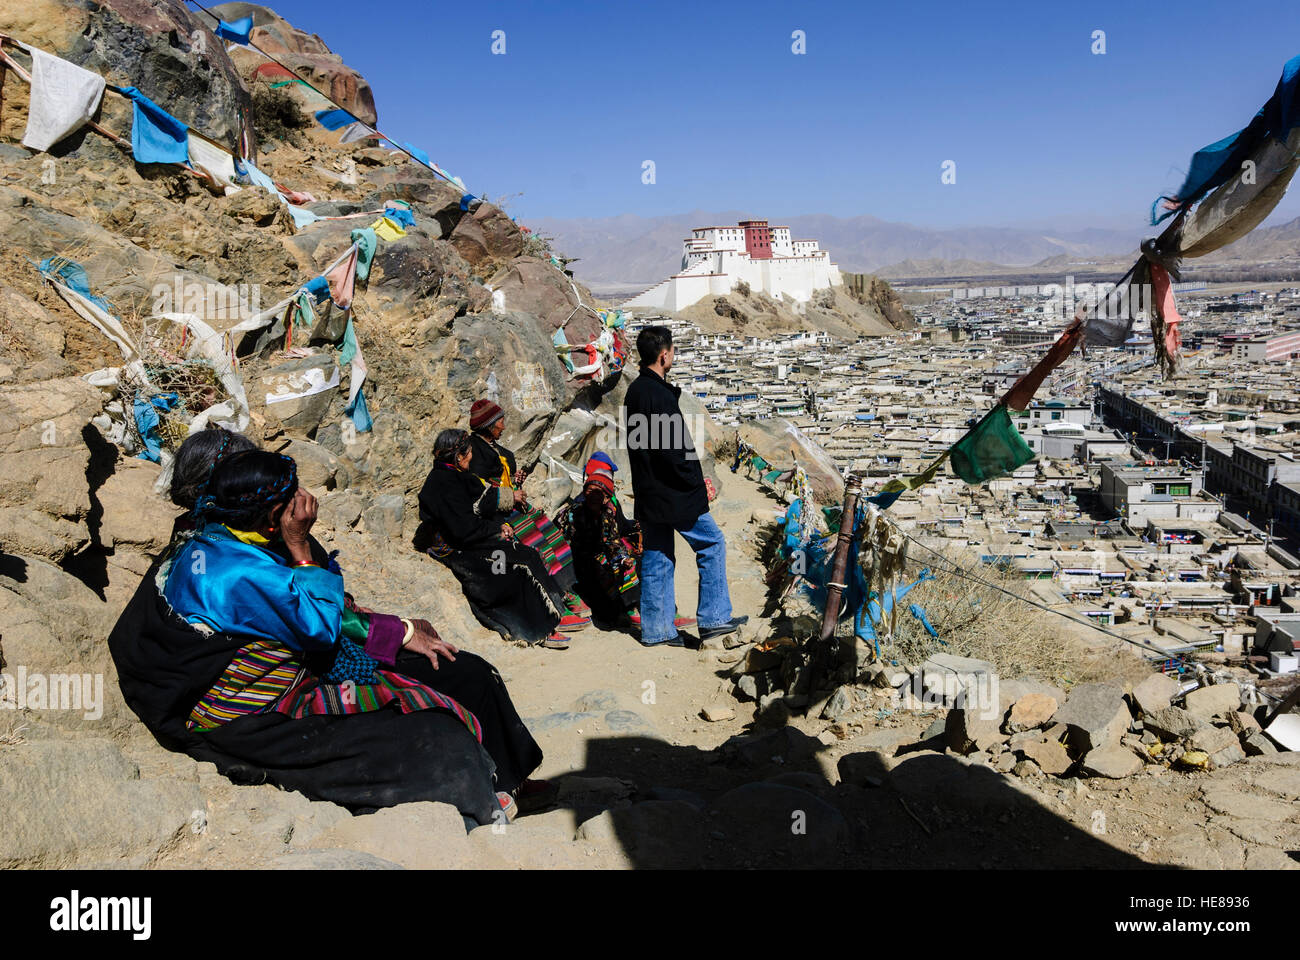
[110,435,550,826]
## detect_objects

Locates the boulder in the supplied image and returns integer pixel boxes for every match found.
[1189,725,1238,756]
[284,438,346,490]
[1053,683,1129,754]
[1005,693,1058,733]
[737,417,844,503]
[1243,731,1279,756]
[1183,683,1241,720]
[997,677,1067,713]
[1144,705,1206,741]
[0,376,104,561]
[306,801,472,868]
[0,739,203,868]
[12,0,252,153]
[0,283,72,383]
[213,3,377,125]
[917,652,997,710]
[1012,759,1042,778]
[1130,672,1180,715]
[574,800,703,868]
[837,751,891,786]
[945,698,1004,755]
[258,353,340,438]
[360,493,404,539]
[97,457,175,558]
[1225,709,1262,737]
[317,489,365,531]
[1020,738,1072,776]
[449,205,527,270]
[1081,745,1142,779]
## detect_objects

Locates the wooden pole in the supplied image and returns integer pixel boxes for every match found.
[819,474,862,642]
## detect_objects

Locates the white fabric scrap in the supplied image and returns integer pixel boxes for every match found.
[19,43,105,152]
[187,132,241,195]
[48,280,139,360]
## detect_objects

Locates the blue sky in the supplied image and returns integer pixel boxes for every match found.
[262,0,1300,231]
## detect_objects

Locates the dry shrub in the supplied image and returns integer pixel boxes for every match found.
[871,549,1150,690]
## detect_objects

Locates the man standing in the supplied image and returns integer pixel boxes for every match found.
[622,325,746,647]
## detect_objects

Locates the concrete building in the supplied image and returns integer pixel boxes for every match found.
[1098,462,1214,526]
[1231,329,1300,362]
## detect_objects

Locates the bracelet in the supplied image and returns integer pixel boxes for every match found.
[294,560,319,568]
[400,618,415,647]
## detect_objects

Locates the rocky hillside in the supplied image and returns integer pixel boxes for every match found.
[0,1,1295,872]
[674,282,910,340]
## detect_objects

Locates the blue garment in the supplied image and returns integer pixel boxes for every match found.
[858,569,937,643]
[303,275,331,301]
[346,388,373,433]
[639,512,732,643]
[215,16,253,44]
[908,602,941,640]
[384,206,416,229]
[37,257,113,313]
[132,392,180,462]
[162,524,346,652]
[459,193,478,211]
[119,86,189,164]
[314,108,356,131]
[1153,54,1300,223]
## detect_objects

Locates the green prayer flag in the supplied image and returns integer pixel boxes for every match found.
[350,227,378,282]
[948,404,1035,484]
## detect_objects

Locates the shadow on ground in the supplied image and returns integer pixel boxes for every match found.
[543,726,1160,869]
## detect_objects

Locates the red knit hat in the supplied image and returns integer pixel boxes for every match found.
[470,398,504,431]
[585,465,615,496]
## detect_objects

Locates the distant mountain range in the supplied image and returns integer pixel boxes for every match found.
[526,210,1300,291]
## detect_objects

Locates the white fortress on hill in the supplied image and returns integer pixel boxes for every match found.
[621,218,842,312]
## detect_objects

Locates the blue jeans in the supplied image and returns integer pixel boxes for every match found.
[639,512,733,643]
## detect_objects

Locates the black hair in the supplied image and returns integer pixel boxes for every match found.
[170,428,258,508]
[636,325,673,367]
[195,450,298,530]
[434,427,470,462]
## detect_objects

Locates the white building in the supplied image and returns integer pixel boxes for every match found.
[623,218,842,312]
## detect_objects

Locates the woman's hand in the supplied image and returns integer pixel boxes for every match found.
[500,522,514,540]
[280,488,318,565]
[404,619,458,669]
[512,488,528,508]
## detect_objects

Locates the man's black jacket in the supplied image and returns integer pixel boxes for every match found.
[622,366,708,527]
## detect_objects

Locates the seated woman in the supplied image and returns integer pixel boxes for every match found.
[419,428,576,650]
[558,454,642,628]
[466,398,589,631]
[109,438,548,825]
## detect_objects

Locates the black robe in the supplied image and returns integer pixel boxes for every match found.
[418,464,566,645]
[106,556,505,824]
